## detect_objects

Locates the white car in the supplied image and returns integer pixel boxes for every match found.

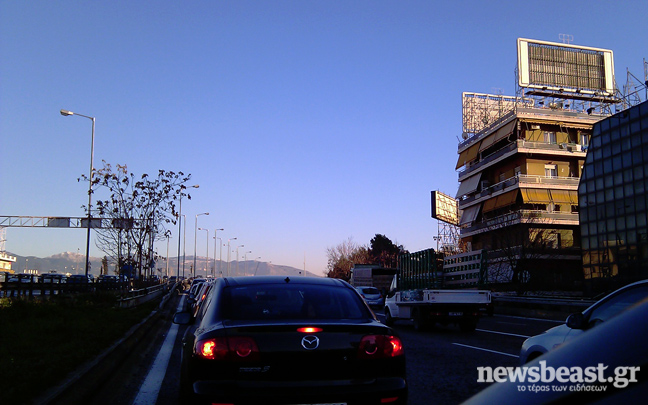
[355,286,384,308]
[519,279,648,364]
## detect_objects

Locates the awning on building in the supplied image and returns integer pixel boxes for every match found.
[460,203,482,225]
[479,120,516,152]
[520,119,593,131]
[559,122,593,130]
[482,190,519,213]
[552,189,579,204]
[455,141,481,170]
[456,172,483,198]
[494,190,519,210]
[521,188,552,204]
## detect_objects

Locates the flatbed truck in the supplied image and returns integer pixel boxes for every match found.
[383,249,491,332]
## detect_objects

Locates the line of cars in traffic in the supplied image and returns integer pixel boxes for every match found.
[174,276,408,404]
[0,272,131,289]
[172,275,648,403]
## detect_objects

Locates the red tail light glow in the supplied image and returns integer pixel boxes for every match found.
[297,327,323,333]
[358,335,404,359]
[197,337,228,360]
[196,336,259,361]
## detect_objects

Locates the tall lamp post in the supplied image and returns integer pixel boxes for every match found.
[177,185,199,280]
[60,109,95,277]
[198,227,209,278]
[227,237,237,276]
[217,238,223,276]
[243,251,252,275]
[182,215,187,278]
[213,228,224,277]
[236,245,245,276]
[194,212,209,278]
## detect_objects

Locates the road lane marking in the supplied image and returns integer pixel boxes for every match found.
[452,343,519,358]
[133,295,185,405]
[494,314,564,323]
[476,329,530,338]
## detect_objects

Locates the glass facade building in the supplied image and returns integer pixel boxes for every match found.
[579,100,648,294]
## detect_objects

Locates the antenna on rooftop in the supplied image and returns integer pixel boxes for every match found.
[559,33,573,44]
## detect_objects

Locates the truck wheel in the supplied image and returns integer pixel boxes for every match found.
[413,308,428,332]
[460,319,477,332]
[384,308,394,326]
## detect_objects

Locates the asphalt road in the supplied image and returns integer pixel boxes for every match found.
[82,292,564,405]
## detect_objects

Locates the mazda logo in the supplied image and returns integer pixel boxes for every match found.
[301,335,319,350]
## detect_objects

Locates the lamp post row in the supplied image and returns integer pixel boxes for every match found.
[60,110,252,280]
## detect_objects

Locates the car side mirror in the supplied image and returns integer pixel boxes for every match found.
[566,312,586,329]
[173,311,194,325]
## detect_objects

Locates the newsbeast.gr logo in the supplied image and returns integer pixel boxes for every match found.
[477,361,640,392]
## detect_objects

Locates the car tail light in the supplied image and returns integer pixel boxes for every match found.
[358,335,404,359]
[196,337,259,361]
[297,327,323,333]
[197,337,229,360]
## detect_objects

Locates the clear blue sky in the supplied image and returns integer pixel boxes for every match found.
[1,1,646,274]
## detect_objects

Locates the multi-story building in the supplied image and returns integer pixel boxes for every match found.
[578,100,648,295]
[455,97,601,291]
[449,38,618,292]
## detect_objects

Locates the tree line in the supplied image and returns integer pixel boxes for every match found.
[325,234,407,281]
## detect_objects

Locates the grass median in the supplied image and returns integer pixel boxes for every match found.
[0,292,158,404]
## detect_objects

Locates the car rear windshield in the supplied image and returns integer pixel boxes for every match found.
[221,283,369,321]
[359,287,380,295]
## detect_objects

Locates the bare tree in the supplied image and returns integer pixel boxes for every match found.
[483,212,571,295]
[325,237,371,281]
[80,161,191,280]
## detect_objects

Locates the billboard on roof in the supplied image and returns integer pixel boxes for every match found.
[517,38,615,97]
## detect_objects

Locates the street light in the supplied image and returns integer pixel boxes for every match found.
[236,245,245,276]
[177,185,199,279]
[213,228,224,278]
[182,214,187,278]
[244,250,252,275]
[227,237,237,276]
[194,212,209,278]
[61,109,95,277]
[165,232,170,278]
[216,238,223,277]
[198,227,209,277]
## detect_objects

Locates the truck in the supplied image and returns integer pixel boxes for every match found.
[383,249,491,332]
[350,264,398,293]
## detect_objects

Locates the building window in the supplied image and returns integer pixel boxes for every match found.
[544,131,557,144]
[545,164,557,178]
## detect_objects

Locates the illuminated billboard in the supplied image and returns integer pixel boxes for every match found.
[431,191,459,226]
[517,38,615,97]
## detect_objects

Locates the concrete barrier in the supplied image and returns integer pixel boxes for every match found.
[493,295,595,321]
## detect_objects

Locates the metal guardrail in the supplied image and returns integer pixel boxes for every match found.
[0,274,170,304]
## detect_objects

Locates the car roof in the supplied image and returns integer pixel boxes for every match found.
[223,275,348,288]
[465,297,648,403]
[584,279,648,313]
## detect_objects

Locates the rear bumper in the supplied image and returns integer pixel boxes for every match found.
[192,376,407,404]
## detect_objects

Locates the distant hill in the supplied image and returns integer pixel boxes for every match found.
[6,251,321,278]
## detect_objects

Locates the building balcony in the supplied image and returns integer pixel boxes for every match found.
[459,139,586,181]
[458,174,580,210]
[460,210,580,238]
